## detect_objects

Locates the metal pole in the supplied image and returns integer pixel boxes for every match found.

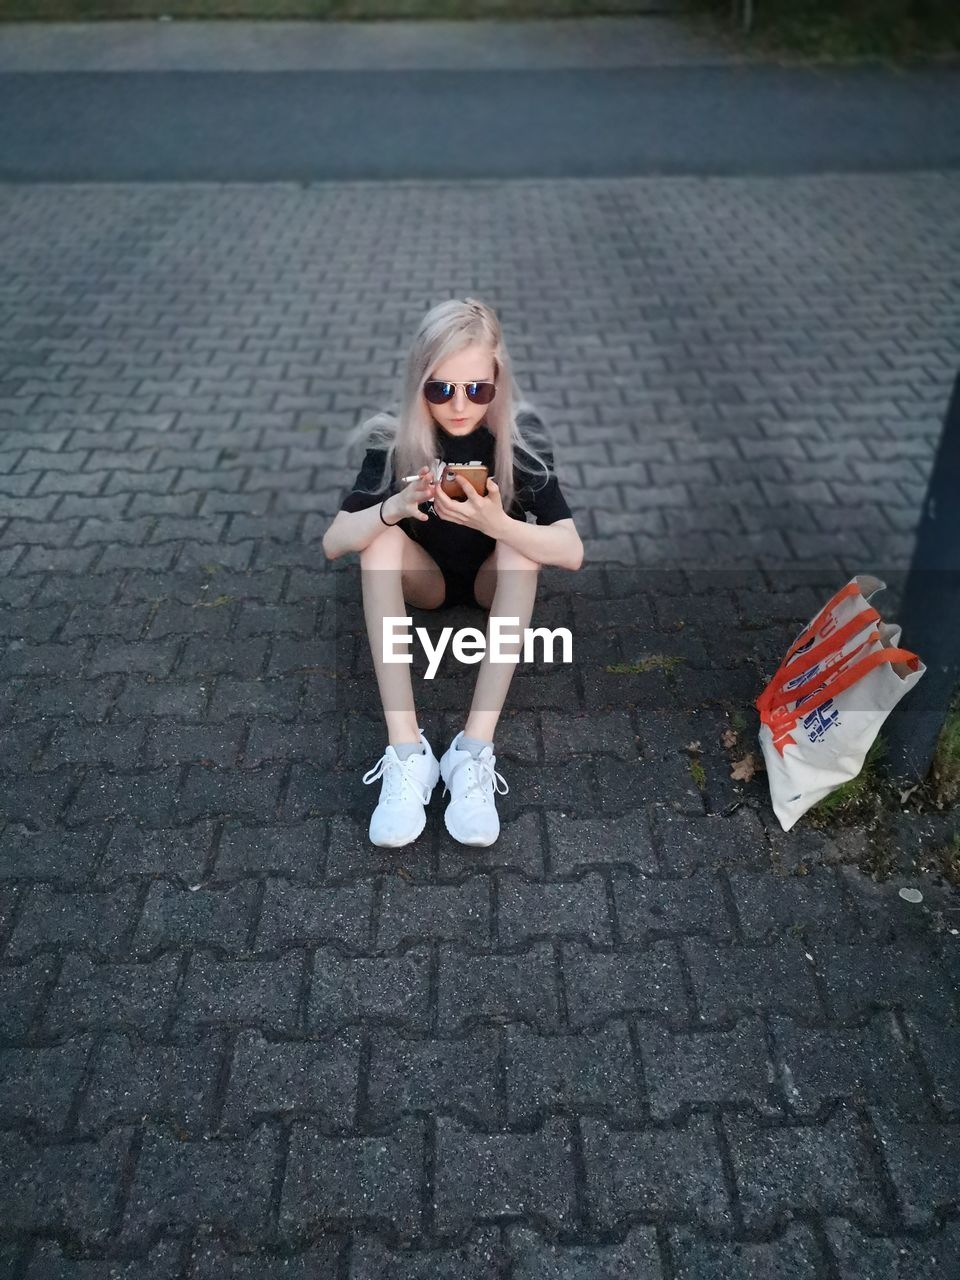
[882,370,960,784]
[732,1,753,34]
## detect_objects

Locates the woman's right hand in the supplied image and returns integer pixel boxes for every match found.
[385,466,436,523]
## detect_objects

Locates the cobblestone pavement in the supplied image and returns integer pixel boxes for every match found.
[1,175,960,1275]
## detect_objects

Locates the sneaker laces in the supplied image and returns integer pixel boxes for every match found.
[362,749,432,806]
[445,753,509,806]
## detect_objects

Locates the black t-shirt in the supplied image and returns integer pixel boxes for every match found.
[338,414,572,575]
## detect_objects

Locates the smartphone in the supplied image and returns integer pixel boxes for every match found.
[439,463,489,501]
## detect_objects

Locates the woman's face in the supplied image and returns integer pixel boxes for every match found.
[425,342,496,436]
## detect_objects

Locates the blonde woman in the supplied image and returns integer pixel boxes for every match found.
[322,298,583,849]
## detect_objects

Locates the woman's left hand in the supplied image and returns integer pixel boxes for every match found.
[432,473,508,538]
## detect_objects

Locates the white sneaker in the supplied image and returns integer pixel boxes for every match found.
[362,728,440,848]
[439,730,509,847]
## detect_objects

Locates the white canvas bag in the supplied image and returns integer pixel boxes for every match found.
[756,574,925,831]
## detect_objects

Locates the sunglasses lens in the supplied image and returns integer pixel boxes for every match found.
[468,382,496,405]
[424,381,454,404]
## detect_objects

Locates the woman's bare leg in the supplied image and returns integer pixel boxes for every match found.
[464,540,540,743]
[359,524,446,746]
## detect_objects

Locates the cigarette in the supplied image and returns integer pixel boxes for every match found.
[402,472,493,482]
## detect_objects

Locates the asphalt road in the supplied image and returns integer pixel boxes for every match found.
[2,64,959,182]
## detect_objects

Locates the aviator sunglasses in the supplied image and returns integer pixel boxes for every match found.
[423,379,497,406]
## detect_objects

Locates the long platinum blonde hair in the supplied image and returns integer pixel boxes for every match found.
[343,296,556,516]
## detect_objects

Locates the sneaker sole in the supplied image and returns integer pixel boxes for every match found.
[443,805,499,847]
[370,813,427,848]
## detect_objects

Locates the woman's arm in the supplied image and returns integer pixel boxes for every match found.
[322,493,404,560]
[432,474,583,571]
[492,514,584,572]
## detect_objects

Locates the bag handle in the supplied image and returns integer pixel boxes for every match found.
[763,646,921,730]
[781,580,866,666]
[764,636,881,728]
[755,607,881,715]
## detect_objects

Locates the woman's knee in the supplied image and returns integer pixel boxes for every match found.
[360,522,406,567]
[495,539,540,572]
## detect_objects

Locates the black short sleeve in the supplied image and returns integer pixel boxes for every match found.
[339,447,393,513]
[512,424,573,526]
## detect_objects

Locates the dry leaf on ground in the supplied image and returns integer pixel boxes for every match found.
[730,753,762,782]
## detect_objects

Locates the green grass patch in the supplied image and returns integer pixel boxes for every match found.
[807,734,891,826]
[192,594,233,607]
[931,704,960,808]
[0,0,696,22]
[938,832,960,887]
[606,654,685,675]
[696,0,960,61]
[916,829,960,887]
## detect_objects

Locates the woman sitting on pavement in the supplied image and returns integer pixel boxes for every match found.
[322,296,583,849]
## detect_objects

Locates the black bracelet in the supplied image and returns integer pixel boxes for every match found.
[379,499,398,526]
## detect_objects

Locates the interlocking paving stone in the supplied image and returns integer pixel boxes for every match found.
[350,1228,501,1279]
[507,1224,662,1278]
[132,880,259,955]
[670,1222,823,1278]
[768,1013,928,1120]
[612,867,735,943]
[726,1107,887,1230]
[582,1113,732,1229]
[367,1027,500,1129]
[685,938,823,1022]
[546,810,659,875]
[435,1116,576,1235]
[564,940,689,1028]
[123,1124,276,1241]
[813,940,958,1022]
[377,876,492,950]
[177,953,304,1036]
[870,1112,960,1228]
[727,866,861,941]
[0,1035,94,1133]
[2,172,959,1271]
[257,878,374,950]
[826,1218,960,1278]
[280,1119,423,1240]
[22,1237,184,1278]
[504,1021,645,1125]
[0,1128,130,1239]
[498,872,613,947]
[221,1028,362,1130]
[636,1017,781,1119]
[79,1032,222,1134]
[900,1013,960,1115]
[308,947,432,1034]
[437,944,561,1034]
